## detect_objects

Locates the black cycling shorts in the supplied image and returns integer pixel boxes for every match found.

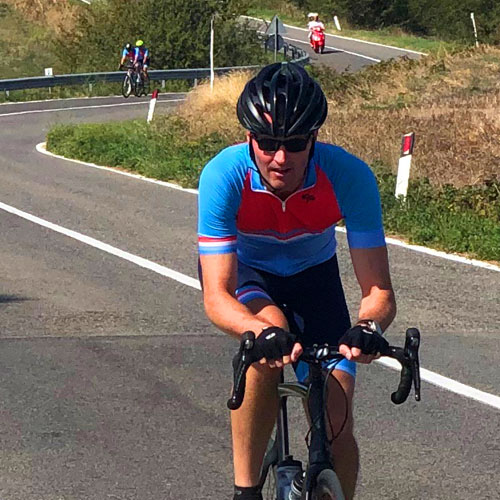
[235,255,351,347]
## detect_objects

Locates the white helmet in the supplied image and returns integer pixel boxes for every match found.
[308,12,318,20]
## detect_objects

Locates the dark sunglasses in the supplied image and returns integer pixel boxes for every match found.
[251,134,312,153]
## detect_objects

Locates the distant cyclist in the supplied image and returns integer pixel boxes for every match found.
[119,42,134,70]
[133,39,150,76]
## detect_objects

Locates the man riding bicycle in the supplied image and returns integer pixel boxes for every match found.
[133,39,149,76]
[197,62,396,500]
[118,42,134,70]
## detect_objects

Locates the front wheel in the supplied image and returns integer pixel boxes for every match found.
[122,75,132,98]
[142,73,150,96]
[134,73,144,97]
[260,439,278,499]
[312,469,345,500]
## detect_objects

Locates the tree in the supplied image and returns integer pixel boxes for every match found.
[54,0,265,73]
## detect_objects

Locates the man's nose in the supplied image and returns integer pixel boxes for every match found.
[273,146,288,163]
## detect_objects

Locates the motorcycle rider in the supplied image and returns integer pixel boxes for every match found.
[307,12,325,41]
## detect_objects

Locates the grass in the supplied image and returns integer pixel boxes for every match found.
[46,50,500,263]
[246,6,463,54]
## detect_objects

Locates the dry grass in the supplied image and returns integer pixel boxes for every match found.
[4,0,79,33]
[176,47,500,188]
[177,70,253,141]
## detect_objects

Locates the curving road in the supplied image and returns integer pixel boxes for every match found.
[243,16,424,73]
[0,85,499,497]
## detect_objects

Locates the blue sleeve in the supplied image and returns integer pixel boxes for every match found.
[316,144,385,248]
[197,145,247,255]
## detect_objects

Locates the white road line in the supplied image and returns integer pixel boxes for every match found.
[36,143,199,194]
[243,15,426,55]
[377,358,500,410]
[0,201,201,291]
[0,93,185,107]
[0,98,185,118]
[0,198,498,409]
[37,143,500,274]
[335,227,500,273]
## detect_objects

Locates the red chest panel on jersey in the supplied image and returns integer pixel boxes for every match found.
[236,166,343,238]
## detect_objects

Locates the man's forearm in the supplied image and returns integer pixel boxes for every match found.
[357,288,396,332]
[204,291,273,338]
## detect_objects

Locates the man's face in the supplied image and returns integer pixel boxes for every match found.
[248,131,316,199]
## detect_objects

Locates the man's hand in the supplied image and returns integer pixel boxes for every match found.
[338,323,389,364]
[118,64,123,71]
[254,326,302,368]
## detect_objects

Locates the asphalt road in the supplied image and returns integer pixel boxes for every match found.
[0,91,499,498]
[244,16,423,73]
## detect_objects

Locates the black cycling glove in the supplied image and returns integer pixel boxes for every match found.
[253,326,297,361]
[338,324,389,355]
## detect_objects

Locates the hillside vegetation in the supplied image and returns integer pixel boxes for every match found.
[47,48,500,262]
[251,0,500,45]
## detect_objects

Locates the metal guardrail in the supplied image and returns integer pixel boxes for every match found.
[0,43,309,93]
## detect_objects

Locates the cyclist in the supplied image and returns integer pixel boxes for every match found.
[307,12,325,41]
[133,39,150,76]
[118,42,134,70]
[197,62,395,500]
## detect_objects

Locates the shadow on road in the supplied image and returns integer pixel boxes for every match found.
[0,294,31,304]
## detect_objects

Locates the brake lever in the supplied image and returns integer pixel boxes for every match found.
[405,328,421,401]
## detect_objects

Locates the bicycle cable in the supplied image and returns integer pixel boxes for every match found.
[303,364,349,449]
[323,364,349,445]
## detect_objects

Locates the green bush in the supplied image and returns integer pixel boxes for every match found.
[374,164,500,261]
[47,117,228,188]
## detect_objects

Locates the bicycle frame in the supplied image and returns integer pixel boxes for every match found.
[262,364,343,499]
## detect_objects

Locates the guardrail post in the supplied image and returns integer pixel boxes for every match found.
[161,80,165,89]
[194,78,198,87]
[88,82,93,95]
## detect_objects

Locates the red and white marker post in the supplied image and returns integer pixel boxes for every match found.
[147,89,159,123]
[395,132,415,200]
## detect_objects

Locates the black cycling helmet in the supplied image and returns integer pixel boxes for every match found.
[125,43,132,50]
[237,62,327,138]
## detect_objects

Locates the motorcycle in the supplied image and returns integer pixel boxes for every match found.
[310,27,325,54]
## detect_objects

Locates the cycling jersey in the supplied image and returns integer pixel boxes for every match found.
[121,48,134,63]
[198,142,385,277]
[134,46,149,63]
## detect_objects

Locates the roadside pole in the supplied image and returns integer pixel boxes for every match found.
[147,89,159,123]
[470,12,479,47]
[395,132,415,200]
[210,14,215,91]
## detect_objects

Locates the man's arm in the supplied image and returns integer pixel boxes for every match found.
[339,246,396,362]
[200,253,274,338]
[349,245,396,330]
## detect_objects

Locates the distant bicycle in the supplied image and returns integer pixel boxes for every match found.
[133,61,150,97]
[120,63,149,98]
